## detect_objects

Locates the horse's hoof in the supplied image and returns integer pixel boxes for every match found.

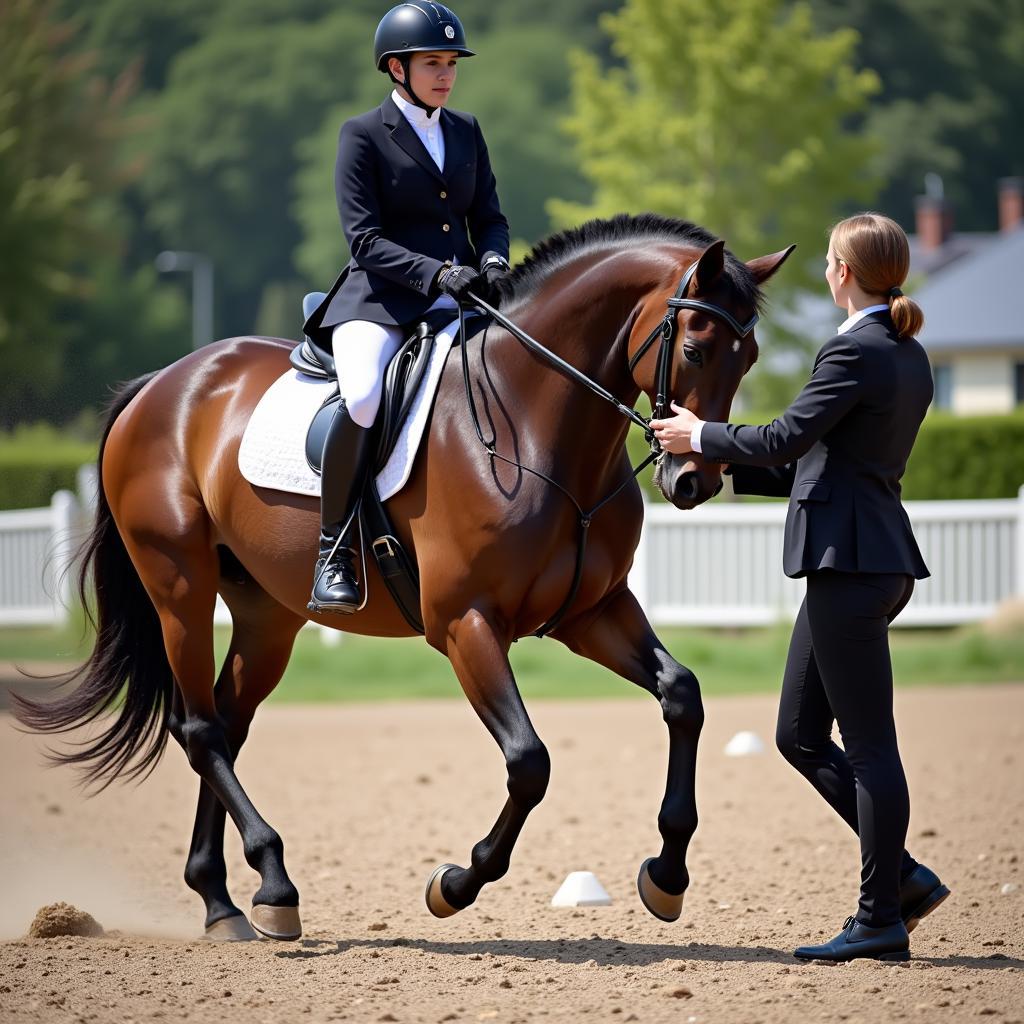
[636,857,685,922]
[203,913,260,942]
[425,863,462,919]
[250,903,302,940]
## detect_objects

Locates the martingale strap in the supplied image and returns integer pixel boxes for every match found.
[459,301,657,639]
[459,256,757,638]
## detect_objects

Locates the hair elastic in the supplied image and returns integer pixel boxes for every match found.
[888,286,903,299]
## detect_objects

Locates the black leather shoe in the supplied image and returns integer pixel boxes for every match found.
[793,916,910,962]
[309,533,360,614]
[900,863,950,932]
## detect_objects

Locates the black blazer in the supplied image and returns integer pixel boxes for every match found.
[303,95,509,351]
[700,310,933,579]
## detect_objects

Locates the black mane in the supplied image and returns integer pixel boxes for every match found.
[502,212,761,312]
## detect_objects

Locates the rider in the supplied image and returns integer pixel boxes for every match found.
[303,2,511,614]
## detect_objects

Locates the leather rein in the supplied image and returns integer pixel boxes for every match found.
[457,257,758,639]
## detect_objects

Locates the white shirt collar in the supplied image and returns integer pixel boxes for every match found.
[391,89,440,128]
[837,303,889,334]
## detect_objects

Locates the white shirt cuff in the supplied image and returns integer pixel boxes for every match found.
[691,419,705,453]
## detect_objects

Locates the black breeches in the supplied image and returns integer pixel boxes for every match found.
[776,569,916,927]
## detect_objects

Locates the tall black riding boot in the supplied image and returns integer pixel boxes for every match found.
[309,400,373,614]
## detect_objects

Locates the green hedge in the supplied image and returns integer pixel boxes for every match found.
[0,444,97,510]
[1,411,1021,511]
[902,412,1024,500]
[627,409,1024,502]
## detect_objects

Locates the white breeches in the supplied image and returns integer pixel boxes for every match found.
[331,321,403,428]
[331,295,458,428]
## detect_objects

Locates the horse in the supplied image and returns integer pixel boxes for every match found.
[15,214,792,941]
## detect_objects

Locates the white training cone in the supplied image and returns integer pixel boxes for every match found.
[551,871,612,907]
[724,730,765,757]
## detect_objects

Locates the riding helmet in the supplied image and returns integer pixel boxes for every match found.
[374,3,475,71]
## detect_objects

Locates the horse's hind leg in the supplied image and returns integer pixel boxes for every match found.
[556,588,704,922]
[424,609,551,917]
[125,524,304,940]
[169,593,305,940]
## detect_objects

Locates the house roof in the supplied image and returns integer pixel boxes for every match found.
[909,232,997,276]
[916,227,1024,351]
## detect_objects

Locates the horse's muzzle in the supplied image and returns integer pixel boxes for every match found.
[656,456,723,510]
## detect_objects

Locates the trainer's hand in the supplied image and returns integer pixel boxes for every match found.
[435,264,482,302]
[649,401,699,454]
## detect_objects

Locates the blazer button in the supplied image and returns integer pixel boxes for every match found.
[440,191,447,199]
[442,223,450,232]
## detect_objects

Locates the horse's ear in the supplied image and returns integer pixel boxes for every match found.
[746,244,797,285]
[691,239,726,293]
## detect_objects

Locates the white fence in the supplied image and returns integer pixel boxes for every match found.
[1,483,1022,630]
[630,489,1024,627]
[0,491,79,626]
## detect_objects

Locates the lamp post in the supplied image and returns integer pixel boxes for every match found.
[155,250,214,350]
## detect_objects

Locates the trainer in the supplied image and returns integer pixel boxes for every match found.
[650,212,950,962]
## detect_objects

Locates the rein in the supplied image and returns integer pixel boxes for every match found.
[457,260,758,639]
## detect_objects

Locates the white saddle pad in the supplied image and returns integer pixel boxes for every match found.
[238,320,458,502]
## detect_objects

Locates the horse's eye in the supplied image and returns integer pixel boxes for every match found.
[683,345,703,368]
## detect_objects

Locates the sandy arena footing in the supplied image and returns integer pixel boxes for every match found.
[1,684,1021,1023]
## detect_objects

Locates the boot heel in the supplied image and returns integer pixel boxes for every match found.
[879,950,910,962]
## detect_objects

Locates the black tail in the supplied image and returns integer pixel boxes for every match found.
[11,373,176,790]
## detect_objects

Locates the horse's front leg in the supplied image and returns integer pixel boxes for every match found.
[556,587,704,922]
[424,608,551,917]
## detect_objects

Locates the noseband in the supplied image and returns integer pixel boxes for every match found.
[627,257,759,423]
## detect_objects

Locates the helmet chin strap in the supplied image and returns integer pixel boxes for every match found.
[389,56,439,117]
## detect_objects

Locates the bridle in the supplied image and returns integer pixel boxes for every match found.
[456,250,759,639]
[627,256,760,424]
[468,253,759,449]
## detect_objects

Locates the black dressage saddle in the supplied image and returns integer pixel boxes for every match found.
[290,292,489,631]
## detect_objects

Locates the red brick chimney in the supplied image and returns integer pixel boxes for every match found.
[914,195,954,250]
[998,177,1024,232]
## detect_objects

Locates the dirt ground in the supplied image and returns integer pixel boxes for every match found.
[1,684,1021,1024]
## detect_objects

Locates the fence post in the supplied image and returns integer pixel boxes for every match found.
[76,463,99,516]
[629,493,650,616]
[1017,485,1024,600]
[50,489,78,626]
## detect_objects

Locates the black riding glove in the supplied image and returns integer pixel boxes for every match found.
[479,252,512,308]
[435,263,483,303]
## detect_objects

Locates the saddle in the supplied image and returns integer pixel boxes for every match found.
[292,292,489,632]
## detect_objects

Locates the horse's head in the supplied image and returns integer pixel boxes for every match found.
[629,239,795,510]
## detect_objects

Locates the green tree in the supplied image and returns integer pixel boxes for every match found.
[131,11,374,332]
[550,0,881,291]
[811,0,1024,231]
[0,0,137,425]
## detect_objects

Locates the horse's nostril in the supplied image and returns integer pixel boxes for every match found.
[678,472,700,501]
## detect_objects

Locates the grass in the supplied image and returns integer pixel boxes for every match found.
[2,618,1021,703]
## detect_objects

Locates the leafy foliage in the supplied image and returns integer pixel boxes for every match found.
[812,0,1024,229]
[0,425,96,509]
[549,0,882,293]
[902,412,1024,500]
[4,0,1022,428]
[0,1,127,424]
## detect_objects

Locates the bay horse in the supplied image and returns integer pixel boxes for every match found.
[15,214,792,941]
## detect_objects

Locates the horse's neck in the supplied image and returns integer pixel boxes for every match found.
[487,261,655,488]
